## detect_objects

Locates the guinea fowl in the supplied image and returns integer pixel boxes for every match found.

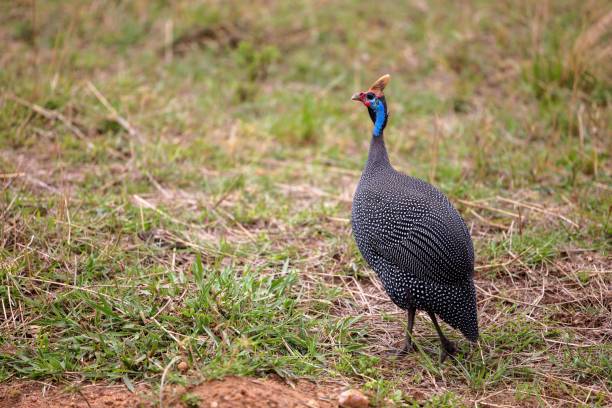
[350,74,478,362]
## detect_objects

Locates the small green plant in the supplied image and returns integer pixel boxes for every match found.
[424,391,465,408]
[233,41,280,100]
[180,392,202,408]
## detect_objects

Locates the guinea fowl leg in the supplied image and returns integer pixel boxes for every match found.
[427,311,457,362]
[400,306,417,354]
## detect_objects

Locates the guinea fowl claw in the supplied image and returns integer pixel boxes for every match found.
[439,341,457,363]
[386,341,416,358]
[401,341,417,355]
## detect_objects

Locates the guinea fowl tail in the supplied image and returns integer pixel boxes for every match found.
[446,282,479,342]
[424,280,479,343]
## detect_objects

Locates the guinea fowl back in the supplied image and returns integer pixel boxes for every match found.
[350,74,478,359]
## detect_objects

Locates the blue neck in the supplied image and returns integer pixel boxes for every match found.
[372,101,386,137]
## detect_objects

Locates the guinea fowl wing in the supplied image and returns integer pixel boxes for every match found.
[366,180,474,287]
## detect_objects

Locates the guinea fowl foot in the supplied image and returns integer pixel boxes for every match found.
[401,339,418,355]
[386,342,417,358]
[439,340,457,363]
[397,345,416,357]
[394,307,418,357]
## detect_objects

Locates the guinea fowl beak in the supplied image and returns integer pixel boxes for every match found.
[351,93,361,101]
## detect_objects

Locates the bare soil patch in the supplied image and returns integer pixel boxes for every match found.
[0,382,148,408]
[167,376,341,408]
[0,377,341,408]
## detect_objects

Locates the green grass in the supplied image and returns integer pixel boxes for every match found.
[1,0,611,406]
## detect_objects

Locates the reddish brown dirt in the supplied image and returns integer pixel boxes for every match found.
[0,377,342,408]
[167,376,341,408]
[0,382,149,408]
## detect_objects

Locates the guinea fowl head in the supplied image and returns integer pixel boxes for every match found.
[351,74,390,137]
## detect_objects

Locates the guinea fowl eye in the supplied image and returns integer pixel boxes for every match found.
[366,93,375,100]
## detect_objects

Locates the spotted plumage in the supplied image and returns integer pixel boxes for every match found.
[351,75,478,361]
